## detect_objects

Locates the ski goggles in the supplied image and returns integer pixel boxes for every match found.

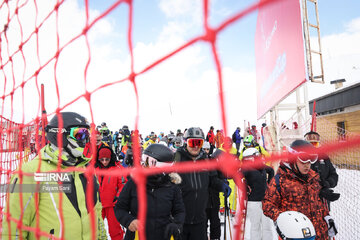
[69,127,90,141]
[141,154,172,168]
[244,141,252,147]
[186,138,204,148]
[297,152,318,164]
[309,141,320,148]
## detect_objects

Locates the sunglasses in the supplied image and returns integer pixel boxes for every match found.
[99,158,110,162]
[69,127,90,141]
[203,148,210,151]
[297,152,318,164]
[187,138,204,148]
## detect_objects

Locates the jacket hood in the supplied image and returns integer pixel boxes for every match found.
[169,172,182,184]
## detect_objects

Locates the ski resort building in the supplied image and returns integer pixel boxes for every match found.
[309,82,360,168]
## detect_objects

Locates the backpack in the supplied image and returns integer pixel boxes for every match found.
[232,132,237,143]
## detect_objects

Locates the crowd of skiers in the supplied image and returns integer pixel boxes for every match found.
[2,111,340,240]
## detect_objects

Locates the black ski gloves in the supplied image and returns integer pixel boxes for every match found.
[319,188,340,202]
[320,180,331,188]
[164,223,181,240]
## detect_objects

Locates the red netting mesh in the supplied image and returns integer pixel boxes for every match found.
[1,0,360,240]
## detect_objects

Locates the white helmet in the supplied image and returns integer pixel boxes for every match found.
[242,148,260,160]
[202,141,210,149]
[276,211,316,240]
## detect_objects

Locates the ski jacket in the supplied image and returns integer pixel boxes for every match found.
[239,144,270,160]
[95,146,127,208]
[262,164,329,240]
[142,139,156,150]
[243,164,274,201]
[214,132,224,148]
[311,154,338,188]
[2,144,107,240]
[206,130,215,145]
[114,175,185,240]
[113,132,119,148]
[173,147,224,224]
[233,129,242,144]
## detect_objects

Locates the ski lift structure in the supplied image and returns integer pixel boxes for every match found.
[267,0,324,151]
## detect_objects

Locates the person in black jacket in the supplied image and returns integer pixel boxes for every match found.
[203,141,223,240]
[305,131,340,209]
[114,144,185,240]
[241,147,275,240]
[173,127,231,240]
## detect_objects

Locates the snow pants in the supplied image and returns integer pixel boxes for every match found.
[102,206,124,240]
[206,207,221,239]
[244,201,275,240]
[182,221,207,240]
[219,179,237,213]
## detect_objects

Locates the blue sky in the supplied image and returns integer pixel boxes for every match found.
[1,0,359,135]
[82,0,360,134]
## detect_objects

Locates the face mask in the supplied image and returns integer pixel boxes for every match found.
[66,136,86,158]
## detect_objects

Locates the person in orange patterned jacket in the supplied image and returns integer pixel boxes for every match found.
[262,140,338,240]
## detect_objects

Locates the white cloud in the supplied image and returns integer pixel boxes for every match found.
[307,16,360,100]
[346,17,360,33]
[3,0,359,137]
[159,0,202,24]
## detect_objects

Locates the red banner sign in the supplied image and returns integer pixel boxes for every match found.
[255,0,307,119]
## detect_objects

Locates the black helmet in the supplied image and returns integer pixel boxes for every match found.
[144,144,174,163]
[101,122,106,126]
[46,112,89,147]
[183,127,204,140]
[290,139,314,151]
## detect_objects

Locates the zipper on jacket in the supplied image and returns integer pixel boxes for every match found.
[193,172,198,190]
[197,173,202,189]
[190,173,194,189]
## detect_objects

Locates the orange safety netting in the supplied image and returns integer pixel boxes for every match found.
[1,0,360,240]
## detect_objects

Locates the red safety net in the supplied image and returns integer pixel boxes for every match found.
[1,0,360,240]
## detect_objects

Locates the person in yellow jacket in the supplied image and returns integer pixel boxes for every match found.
[239,135,270,160]
[142,133,157,150]
[2,112,107,240]
[215,137,238,217]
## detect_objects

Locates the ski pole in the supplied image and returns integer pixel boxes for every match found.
[323,199,335,240]
[224,193,227,240]
[227,202,233,240]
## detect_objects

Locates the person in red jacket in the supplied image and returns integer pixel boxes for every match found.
[84,129,108,159]
[262,140,338,240]
[96,146,127,240]
[206,126,216,154]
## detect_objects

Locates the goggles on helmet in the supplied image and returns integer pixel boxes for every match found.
[187,138,204,148]
[244,141,252,147]
[69,127,90,141]
[297,152,318,164]
[309,141,320,148]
